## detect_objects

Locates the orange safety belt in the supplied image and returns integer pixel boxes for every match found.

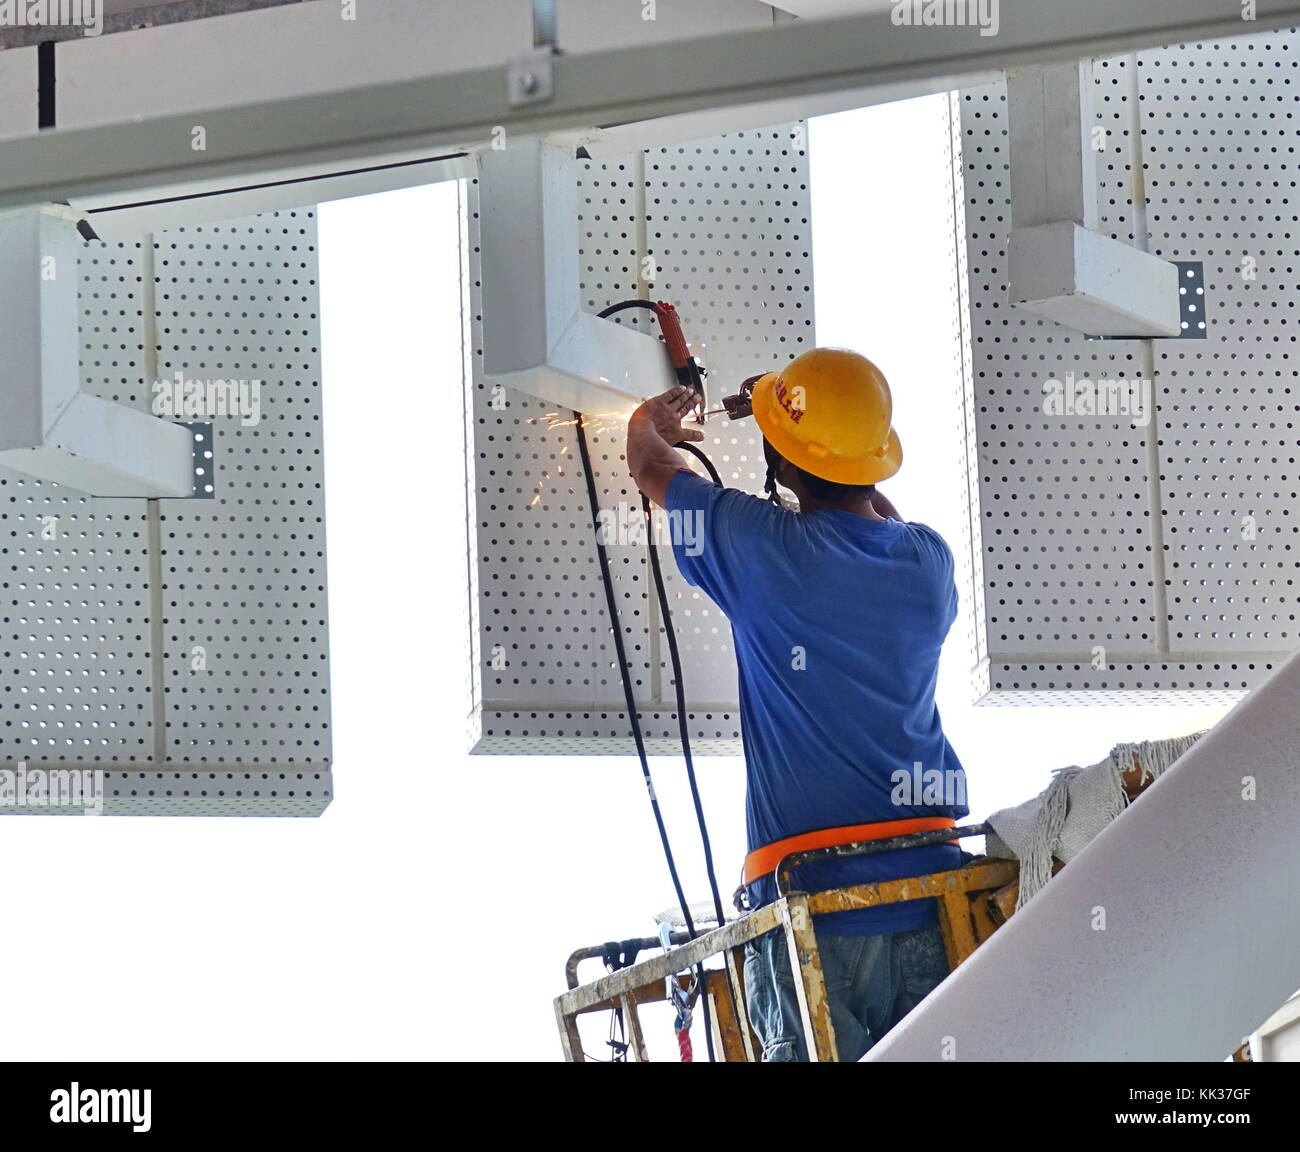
[743,816,957,887]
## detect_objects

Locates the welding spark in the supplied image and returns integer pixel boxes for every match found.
[525,409,633,436]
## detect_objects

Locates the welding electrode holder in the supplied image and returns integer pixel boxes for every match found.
[652,302,707,411]
[720,374,766,420]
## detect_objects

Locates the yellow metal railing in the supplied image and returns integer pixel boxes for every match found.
[556,846,1019,1062]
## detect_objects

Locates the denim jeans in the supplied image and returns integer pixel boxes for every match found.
[742,923,949,1061]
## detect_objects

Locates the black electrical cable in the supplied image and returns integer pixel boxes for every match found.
[637,446,727,931]
[642,492,727,934]
[676,441,723,487]
[569,297,736,1061]
[597,299,660,320]
[573,414,694,926]
[643,437,742,1052]
[573,405,717,1062]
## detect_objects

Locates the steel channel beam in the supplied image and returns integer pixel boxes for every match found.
[4,0,1300,209]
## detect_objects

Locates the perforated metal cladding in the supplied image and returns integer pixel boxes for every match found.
[0,246,153,768]
[153,213,330,768]
[960,30,1300,703]
[468,127,812,753]
[0,210,331,814]
[1140,34,1299,668]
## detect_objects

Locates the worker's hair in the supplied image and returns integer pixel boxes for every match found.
[762,439,876,504]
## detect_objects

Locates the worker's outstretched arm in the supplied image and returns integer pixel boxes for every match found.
[627,386,705,507]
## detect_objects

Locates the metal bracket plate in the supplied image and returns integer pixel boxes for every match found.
[179,422,215,500]
[508,47,556,107]
[1172,260,1207,339]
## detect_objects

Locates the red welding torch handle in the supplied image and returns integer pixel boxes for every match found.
[653,302,706,410]
[652,303,692,371]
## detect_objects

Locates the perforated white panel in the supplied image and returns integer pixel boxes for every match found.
[3,237,151,769]
[0,210,331,814]
[959,28,1300,703]
[467,127,812,753]
[153,216,330,769]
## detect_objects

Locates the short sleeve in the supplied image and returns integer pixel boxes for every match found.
[665,470,783,617]
[906,521,958,624]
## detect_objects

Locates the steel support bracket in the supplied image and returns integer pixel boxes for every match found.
[1006,61,1184,337]
[477,136,676,411]
[1009,221,1183,338]
[0,206,197,497]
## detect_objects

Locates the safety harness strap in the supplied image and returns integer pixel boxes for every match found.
[743,816,957,886]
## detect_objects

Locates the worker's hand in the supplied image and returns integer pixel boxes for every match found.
[632,386,705,446]
[628,387,705,507]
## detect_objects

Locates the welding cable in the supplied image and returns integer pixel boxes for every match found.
[596,299,660,320]
[640,437,742,1043]
[569,298,730,1060]
[598,306,729,934]
[632,329,728,942]
[573,405,717,1062]
[640,493,727,916]
[639,486,738,1020]
[675,441,723,487]
[574,416,692,928]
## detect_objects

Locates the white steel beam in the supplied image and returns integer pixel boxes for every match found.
[1006,60,1182,336]
[2,0,1299,210]
[34,0,768,231]
[1007,61,1099,231]
[869,648,1300,1062]
[478,138,675,410]
[0,207,195,497]
[1008,221,1182,337]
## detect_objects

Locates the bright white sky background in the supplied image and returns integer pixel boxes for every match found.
[0,94,1229,1063]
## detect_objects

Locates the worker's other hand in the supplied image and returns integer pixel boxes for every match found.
[633,386,705,446]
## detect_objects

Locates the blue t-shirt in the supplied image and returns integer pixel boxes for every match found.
[666,471,968,935]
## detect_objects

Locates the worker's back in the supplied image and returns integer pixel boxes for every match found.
[667,470,967,934]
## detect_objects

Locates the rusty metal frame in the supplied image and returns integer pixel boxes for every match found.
[555,852,1019,1062]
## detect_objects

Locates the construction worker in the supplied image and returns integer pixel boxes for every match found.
[626,347,968,1061]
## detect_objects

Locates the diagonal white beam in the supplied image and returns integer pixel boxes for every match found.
[869,648,1300,1062]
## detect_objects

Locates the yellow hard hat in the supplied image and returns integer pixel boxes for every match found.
[751,347,902,485]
